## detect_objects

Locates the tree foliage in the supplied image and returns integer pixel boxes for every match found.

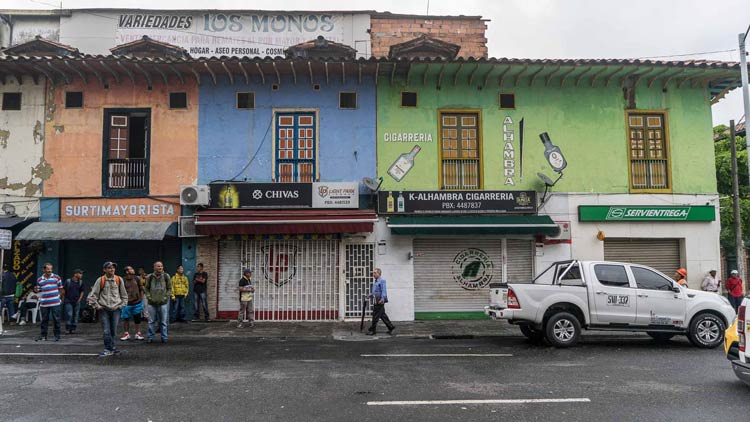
[714,124,749,251]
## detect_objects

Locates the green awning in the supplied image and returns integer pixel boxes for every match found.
[386,215,560,236]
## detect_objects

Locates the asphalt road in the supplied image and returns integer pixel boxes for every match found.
[0,333,747,422]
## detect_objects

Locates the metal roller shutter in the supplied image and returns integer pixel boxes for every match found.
[603,238,681,276]
[506,239,535,283]
[218,240,242,315]
[414,238,503,313]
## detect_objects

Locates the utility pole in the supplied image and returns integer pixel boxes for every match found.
[730,120,745,284]
[740,28,750,189]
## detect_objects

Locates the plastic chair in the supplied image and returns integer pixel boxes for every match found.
[17,297,39,324]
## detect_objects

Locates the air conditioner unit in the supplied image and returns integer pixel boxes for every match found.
[178,216,205,238]
[180,185,210,206]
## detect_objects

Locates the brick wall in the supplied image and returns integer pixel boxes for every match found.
[370,16,488,59]
[197,237,219,319]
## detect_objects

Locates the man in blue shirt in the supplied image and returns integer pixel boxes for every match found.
[367,268,395,335]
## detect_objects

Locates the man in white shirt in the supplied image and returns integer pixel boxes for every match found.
[701,269,720,293]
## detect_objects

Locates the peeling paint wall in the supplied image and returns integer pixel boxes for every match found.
[44,78,199,197]
[0,77,47,217]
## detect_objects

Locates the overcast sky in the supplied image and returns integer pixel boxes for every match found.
[6,0,750,126]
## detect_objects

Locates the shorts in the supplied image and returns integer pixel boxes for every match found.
[121,302,144,323]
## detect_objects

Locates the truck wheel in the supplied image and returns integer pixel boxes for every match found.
[519,324,544,342]
[688,313,725,349]
[646,332,675,343]
[545,312,581,348]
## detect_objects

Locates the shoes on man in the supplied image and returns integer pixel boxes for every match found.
[35,336,46,341]
[237,323,243,328]
[135,332,144,340]
[242,319,249,323]
[387,327,396,335]
[54,337,60,342]
[120,332,130,341]
[98,350,113,357]
[161,338,168,343]
[366,331,376,336]
[18,320,26,326]
[112,349,121,355]
[10,313,18,319]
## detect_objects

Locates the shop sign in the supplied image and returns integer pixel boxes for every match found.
[451,248,495,290]
[61,198,180,222]
[210,182,358,209]
[116,12,352,58]
[578,205,715,222]
[378,190,537,214]
[12,239,37,298]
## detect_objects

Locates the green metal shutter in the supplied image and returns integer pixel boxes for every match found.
[603,238,681,276]
[413,238,503,314]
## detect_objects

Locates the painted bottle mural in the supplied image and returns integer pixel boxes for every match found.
[539,132,567,173]
[397,192,405,213]
[386,192,395,213]
[387,145,421,182]
[219,184,240,209]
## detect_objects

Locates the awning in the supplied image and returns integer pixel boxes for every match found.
[15,222,177,240]
[194,209,377,235]
[386,215,561,236]
[0,217,36,229]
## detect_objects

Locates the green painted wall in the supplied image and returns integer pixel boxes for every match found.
[377,71,716,194]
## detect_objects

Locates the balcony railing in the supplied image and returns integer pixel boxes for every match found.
[441,159,480,190]
[630,159,668,190]
[107,158,147,190]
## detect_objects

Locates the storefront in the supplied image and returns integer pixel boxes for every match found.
[379,190,559,320]
[16,198,182,291]
[193,182,377,321]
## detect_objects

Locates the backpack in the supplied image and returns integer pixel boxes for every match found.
[99,275,122,289]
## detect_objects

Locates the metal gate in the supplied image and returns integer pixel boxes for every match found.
[344,243,374,319]
[241,238,340,321]
[603,238,681,276]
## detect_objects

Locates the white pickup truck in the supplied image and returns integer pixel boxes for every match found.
[730,297,750,385]
[484,260,736,348]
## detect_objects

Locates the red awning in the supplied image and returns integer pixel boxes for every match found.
[194,209,377,236]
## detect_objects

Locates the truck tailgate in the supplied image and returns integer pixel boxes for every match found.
[489,282,508,308]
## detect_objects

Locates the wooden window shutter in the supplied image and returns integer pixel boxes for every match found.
[109,115,129,159]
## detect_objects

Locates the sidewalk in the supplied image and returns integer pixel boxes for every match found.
[0,318,648,341]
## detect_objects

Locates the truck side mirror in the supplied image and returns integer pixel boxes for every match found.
[672,286,681,293]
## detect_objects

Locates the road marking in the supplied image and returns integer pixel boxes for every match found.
[360,353,512,357]
[0,352,99,357]
[367,398,591,406]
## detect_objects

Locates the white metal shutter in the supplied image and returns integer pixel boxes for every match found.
[505,239,535,283]
[414,238,503,312]
[603,238,680,276]
[218,240,242,314]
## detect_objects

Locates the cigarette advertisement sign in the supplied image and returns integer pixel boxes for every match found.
[378,190,537,214]
[115,12,356,58]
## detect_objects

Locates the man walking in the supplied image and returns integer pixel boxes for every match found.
[726,270,744,312]
[63,269,85,334]
[87,262,128,356]
[120,266,145,341]
[145,261,171,343]
[238,268,254,328]
[1,264,17,325]
[367,268,395,336]
[36,263,64,342]
[193,263,209,321]
[701,269,720,293]
[170,265,189,323]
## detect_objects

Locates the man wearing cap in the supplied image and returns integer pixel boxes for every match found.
[63,269,85,334]
[701,270,720,294]
[674,268,688,288]
[238,268,255,328]
[726,270,744,312]
[87,262,128,356]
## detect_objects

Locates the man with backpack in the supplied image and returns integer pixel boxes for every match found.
[87,262,128,357]
[145,261,172,343]
[63,269,85,334]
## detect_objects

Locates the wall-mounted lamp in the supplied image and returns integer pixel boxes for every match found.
[596,231,606,241]
[407,252,414,260]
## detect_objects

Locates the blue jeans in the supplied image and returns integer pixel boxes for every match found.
[729,295,743,312]
[1,295,15,321]
[39,305,62,339]
[99,308,120,351]
[171,296,186,321]
[194,291,209,320]
[64,301,81,331]
[148,303,169,341]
